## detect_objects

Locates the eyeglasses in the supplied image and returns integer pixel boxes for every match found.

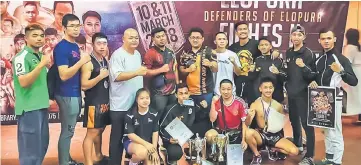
[66,24,82,29]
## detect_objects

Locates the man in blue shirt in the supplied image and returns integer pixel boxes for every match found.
[53,14,90,165]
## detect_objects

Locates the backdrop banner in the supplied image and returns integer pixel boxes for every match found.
[0,1,349,125]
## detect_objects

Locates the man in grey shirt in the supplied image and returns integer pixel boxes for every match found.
[108,28,147,165]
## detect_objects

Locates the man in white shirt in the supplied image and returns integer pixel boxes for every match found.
[213,32,243,96]
[108,28,147,165]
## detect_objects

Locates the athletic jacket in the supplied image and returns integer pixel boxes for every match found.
[285,46,316,97]
[159,102,197,142]
[315,48,358,87]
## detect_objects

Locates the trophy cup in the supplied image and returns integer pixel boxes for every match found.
[189,133,206,165]
[216,134,228,162]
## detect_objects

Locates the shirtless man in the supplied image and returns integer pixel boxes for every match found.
[245,77,299,165]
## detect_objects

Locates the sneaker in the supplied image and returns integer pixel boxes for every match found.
[95,156,109,165]
[250,155,262,165]
[315,158,335,165]
[278,152,287,160]
[267,149,278,161]
[68,158,84,165]
[299,157,315,165]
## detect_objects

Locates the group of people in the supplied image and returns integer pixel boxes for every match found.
[13,10,359,165]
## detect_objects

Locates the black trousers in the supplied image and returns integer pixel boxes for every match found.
[108,111,127,165]
[288,95,315,158]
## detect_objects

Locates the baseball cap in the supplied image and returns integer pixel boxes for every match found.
[291,25,305,35]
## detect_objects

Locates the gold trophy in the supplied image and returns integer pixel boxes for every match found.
[215,134,228,162]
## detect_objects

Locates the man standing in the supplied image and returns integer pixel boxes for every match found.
[309,29,358,165]
[285,25,316,165]
[54,14,90,165]
[213,32,242,96]
[229,22,261,104]
[81,32,110,165]
[179,27,218,137]
[254,36,286,103]
[108,28,146,165]
[13,24,50,165]
[144,27,178,116]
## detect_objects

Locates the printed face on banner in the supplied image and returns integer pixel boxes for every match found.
[129,1,186,53]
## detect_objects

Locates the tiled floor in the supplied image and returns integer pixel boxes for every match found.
[1,116,361,165]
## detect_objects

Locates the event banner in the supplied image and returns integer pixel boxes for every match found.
[307,86,336,129]
[0,1,349,125]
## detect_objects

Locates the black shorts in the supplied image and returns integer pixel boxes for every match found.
[258,130,283,147]
[83,103,110,128]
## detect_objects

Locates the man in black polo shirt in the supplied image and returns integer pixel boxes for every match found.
[285,25,316,165]
[143,27,178,117]
[229,21,261,104]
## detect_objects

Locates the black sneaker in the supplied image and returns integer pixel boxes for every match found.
[278,152,287,160]
[69,157,84,165]
[95,156,109,165]
[250,155,262,165]
[267,148,278,161]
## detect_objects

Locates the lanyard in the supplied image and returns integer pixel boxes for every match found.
[91,53,105,68]
[261,99,272,125]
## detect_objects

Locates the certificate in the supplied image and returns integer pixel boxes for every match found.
[226,144,243,165]
[267,109,286,133]
[165,118,194,146]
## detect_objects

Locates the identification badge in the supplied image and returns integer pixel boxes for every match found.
[183,99,194,106]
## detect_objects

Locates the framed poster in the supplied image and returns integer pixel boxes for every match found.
[307,86,336,129]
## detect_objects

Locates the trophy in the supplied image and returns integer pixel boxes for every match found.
[215,134,228,162]
[189,133,207,165]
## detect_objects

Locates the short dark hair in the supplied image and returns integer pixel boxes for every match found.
[92,32,108,44]
[44,28,57,36]
[215,32,227,38]
[234,21,248,30]
[319,28,334,38]
[53,1,74,12]
[14,33,25,44]
[151,27,166,37]
[188,27,204,37]
[75,34,86,44]
[259,36,271,44]
[176,83,188,93]
[220,79,233,86]
[24,1,37,8]
[3,18,13,26]
[259,77,274,87]
[24,24,44,35]
[62,14,80,27]
[82,10,101,23]
[346,28,361,51]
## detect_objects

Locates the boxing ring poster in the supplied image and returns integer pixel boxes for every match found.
[1,1,349,125]
[307,86,336,129]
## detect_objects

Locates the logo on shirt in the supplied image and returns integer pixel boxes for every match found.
[72,51,80,58]
[148,118,153,123]
[134,119,139,125]
[232,110,239,116]
[188,108,192,114]
[104,80,109,89]
[125,123,128,129]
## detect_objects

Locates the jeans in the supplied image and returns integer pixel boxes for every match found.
[17,108,49,165]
